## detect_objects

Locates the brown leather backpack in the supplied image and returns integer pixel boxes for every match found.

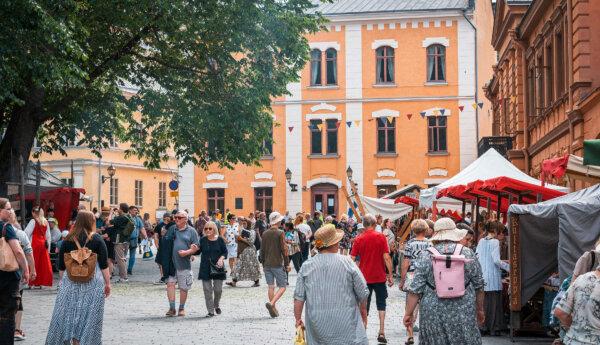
[64,235,97,283]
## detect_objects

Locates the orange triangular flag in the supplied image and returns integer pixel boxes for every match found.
[354,120,361,127]
[387,116,394,124]
[471,103,478,110]
[316,124,323,131]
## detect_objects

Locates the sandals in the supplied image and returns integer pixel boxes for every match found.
[377,333,387,344]
[405,337,414,345]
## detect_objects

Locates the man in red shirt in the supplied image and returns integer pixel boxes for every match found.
[351,214,394,344]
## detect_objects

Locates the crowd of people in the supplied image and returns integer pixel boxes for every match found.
[1,201,599,345]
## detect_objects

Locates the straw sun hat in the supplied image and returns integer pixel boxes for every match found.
[314,224,344,249]
[269,211,284,226]
[429,218,468,242]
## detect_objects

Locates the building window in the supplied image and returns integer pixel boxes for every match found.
[536,54,545,114]
[310,49,322,86]
[262,127,273,156]
[61,178,73,186]
[376,46,394,84]
[254,187,273,212]
[158,182,166,208]
[325,48,337,85]
[555,30,565,96]
[207,188,225,213]
[109,178,119,205]
[545,43,554,106]
[427,44,446,82]
[310,119,338,155]
[428,116,447,152]
[377,117,396,153]
[310,119,322,154]
[134,180,143,207]
[109,135,118,148]
[310,49,337,86]
[527,64,536,117]
[325,119,338,154]
[377,185,397,198]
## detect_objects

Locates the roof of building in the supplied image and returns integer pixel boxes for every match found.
[311,0,472,15]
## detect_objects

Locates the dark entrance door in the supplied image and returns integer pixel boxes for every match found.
[311,183,338,217]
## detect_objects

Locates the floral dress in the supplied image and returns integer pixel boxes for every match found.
[407,242,484,345]
[556,271,600,345]
[231,229,261,282]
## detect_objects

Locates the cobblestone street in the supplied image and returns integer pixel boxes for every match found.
[19,252,547,345]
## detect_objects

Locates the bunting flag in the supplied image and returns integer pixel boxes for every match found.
[458,105,465,112]
[308,124,314,131]
[354,120,361,127]
[477,102,484,109]
[386,116,394,124]
[407,113,413,120]
[288,126,294,132]
[346,121,352,128]
[439,109,446,116]
[471,103,478,110]
[419,111,426,119]
[510,96,517,103]
[335,121,341,129]
[433,109,440,116]
[316,123,323,131]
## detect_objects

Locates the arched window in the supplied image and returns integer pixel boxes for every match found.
[427,44,446,82]
[325,48,337,85]
[376,46,394,83]
[310,49,322,86]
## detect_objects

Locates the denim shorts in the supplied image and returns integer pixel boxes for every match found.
[263,266,287,288]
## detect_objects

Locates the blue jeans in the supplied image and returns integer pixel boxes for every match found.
[127,244,137,273]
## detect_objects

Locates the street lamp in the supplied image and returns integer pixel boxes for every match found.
[101,164,116,184]
[285,168,298,192]
[346,166,353,181]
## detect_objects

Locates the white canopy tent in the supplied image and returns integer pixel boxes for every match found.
[359,195,413,221]
[419,148,569,208]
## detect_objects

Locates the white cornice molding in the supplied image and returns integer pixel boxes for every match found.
[206,173,225,181]
[372,109,399,118]
[424,178,448,185]
[305,113,342,121]
[309,41,340,51]
[371,39,398,50]
[310,103,337,112]
[306,177,342,189]
[422,107,451,116]
[373,178,400,186]
[323,10,466,23]
[254,172,273,180]
[377,169,396,178]
[422,37,450,47]
[39,159,176,173]
[251,181,276,188]
[428,168,448,177]
[272,95,475,106]
[202,182,228,189]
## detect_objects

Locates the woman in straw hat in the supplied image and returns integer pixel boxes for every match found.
[293,224,369,345]
[403,218,485,345]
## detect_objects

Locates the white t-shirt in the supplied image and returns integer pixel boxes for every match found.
[296,223,312,241]
[375,224,383,233]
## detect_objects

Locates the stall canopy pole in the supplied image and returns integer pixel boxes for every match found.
[474,197,481,240]
[461,200,466,218]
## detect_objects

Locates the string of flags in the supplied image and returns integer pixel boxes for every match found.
[286,102,487,133]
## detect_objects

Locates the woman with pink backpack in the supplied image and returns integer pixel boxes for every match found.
[403,218,485,345]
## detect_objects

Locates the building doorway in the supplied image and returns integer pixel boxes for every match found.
[311,183,338,217]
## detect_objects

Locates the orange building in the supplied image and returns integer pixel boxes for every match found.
[184,0,496,217]
[485,0,600,189]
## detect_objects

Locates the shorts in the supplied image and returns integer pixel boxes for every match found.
[263,266,287,288]
[167,270,193,291]
[367,282,388,312]
[226,244,238,259]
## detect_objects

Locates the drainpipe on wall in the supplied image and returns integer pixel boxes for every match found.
[462,9,480,152]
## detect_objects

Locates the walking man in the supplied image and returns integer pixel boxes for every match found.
[161,211,199,317]
[350,214,394,344]
[127,206,146,275]
[259,211,290,318]
[111,203,134,282]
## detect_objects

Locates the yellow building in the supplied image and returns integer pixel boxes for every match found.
[185,0,497,217]
[37,87,179,220]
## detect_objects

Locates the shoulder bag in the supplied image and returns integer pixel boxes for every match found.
[0,223,19,272]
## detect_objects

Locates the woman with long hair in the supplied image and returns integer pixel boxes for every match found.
[25,207,53,287]
[46,210,110,345]
[228,218,261,287]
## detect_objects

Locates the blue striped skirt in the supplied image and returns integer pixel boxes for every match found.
[45,264,105,345]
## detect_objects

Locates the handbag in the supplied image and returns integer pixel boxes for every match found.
[294,326,306,345]
[142,244,154,261]
[0,224,19,272]
[64,235,97,283]
[209,260,226,279]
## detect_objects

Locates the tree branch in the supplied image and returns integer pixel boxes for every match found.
[131,51,206,75]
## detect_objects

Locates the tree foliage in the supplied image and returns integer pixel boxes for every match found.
[0,0,323,172]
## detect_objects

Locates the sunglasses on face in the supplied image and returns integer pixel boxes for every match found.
[204,227,215,231]
[174,216,186,220]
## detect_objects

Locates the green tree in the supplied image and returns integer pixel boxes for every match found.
[0,0,323,193]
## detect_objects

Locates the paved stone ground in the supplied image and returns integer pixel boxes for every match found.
[22,251,548,344]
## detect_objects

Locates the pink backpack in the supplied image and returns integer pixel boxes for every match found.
[427,244,470,298]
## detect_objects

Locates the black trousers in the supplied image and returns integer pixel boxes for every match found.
[301,243,310,262]
[0,278,20,345]
[289,252,303,273]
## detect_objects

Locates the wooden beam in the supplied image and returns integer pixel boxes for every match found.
[398,209,416,243]
[349,180,367,217]
[341,186,361,223]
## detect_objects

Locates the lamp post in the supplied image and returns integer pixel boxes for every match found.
[285,168,298,192]
[100,164,117,206]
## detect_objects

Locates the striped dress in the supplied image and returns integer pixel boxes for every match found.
[45,264,105,345]
[294,253,369,345]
